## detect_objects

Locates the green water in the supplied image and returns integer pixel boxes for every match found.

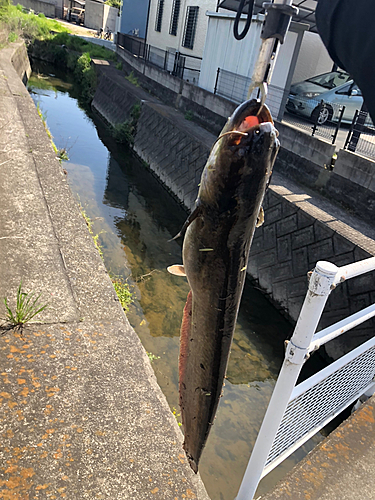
[28,63,325,500]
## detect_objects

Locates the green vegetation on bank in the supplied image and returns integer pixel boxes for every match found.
[46,31,116,61]
[79,205,133,312]
[0,2,69,47]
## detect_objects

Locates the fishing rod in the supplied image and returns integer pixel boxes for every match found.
[233,0,298,107]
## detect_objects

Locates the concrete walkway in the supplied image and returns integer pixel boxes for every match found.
[0,43,209,499]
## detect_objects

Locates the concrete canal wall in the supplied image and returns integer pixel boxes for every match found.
[92,61,375,361]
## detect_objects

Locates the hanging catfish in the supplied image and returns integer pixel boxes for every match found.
[168,99,279,473]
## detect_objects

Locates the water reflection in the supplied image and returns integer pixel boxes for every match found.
[28,63,324,500]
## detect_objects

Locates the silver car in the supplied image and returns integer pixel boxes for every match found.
[286,71,364,124]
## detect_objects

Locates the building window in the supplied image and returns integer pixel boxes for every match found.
[169,0,181,36]
[182,6,199,50]
[155,0,164,32]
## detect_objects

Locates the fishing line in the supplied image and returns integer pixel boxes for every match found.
[213,131,249,146]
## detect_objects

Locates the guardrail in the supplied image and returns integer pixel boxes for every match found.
[236,256,375,500]
[116,33,202,84]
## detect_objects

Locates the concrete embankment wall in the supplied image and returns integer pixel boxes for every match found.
[10,42,31,84]
[92,61,375,361]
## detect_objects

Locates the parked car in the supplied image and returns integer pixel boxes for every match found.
[286,71,364,125]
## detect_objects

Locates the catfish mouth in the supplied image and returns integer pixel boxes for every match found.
[236,102,274,133]
[215,101,276,146]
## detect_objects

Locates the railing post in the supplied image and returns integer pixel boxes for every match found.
[332,105,345,144]
[235,261,338,500]
[214,67,220,95]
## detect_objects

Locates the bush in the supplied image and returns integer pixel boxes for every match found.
[74,52,96,103]
[125,71,140,87]
[111,103,142,145]
[0,3,70,47]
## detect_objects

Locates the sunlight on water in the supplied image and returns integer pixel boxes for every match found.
[28,64,324,500]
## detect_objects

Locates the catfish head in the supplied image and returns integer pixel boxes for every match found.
[198,99,279,215]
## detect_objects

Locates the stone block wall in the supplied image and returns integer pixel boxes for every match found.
[248,177,375,360]
[134,102,211,210]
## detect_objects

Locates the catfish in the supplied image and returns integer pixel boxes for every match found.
[169,99,279,473]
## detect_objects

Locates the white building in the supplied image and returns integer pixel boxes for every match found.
[146,0,217,56]
[145,0,219,81]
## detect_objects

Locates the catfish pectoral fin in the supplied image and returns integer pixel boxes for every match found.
[168,205,202,242]
[167,264,186,277]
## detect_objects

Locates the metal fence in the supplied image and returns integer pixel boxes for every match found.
[116,33,202,84]
[213,68,346,144]
[343,109,375,160]
[213,67,375,158]
[236,257,375,500]
[214,68,289,122]
[284,97,345,145]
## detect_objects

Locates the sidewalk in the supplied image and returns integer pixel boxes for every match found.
[0,43,209,499]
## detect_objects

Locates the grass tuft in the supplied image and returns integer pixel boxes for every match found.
[4,280,48,327]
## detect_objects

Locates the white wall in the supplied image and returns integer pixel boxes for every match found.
[146,0,217,58]
[85,0,118,32]
[199,12,304,118]
[198,13,263,92]
[292,31,334,83]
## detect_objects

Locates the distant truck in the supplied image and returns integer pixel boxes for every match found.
[69,6,84,24]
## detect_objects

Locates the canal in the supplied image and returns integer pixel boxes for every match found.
[28,62,325,500]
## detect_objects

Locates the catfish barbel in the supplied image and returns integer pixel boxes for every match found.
[168,99,279,473]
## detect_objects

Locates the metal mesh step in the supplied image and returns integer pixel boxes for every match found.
[265,342,375,468]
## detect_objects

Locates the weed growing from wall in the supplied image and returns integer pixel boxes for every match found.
[125,71,140,87]
[112,103,142,145]
[36,102,69,162]
[79,204,133,312]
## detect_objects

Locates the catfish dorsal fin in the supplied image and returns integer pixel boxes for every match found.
[168,204,202,242]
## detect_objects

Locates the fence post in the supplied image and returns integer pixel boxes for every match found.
[344,109,358,150]
[235,261,338,500]
[332,105,345,144]
[348,105,368,152]
[214,68,220,95]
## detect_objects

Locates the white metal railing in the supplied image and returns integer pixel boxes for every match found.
[236,257,375,500]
